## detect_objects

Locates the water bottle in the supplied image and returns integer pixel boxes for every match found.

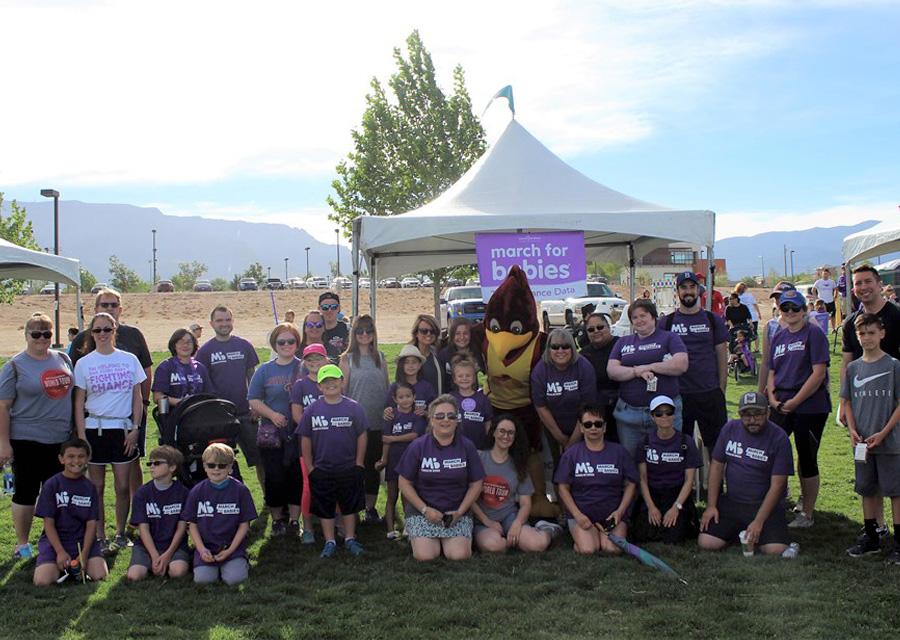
[782,542,800,559]
[2,464,14,496]
[67,559,82,580]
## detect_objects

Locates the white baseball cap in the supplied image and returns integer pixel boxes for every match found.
[649,395,676,412]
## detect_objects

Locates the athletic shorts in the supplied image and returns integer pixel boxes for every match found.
[129,544,191,570]
[855,454,900,498]
[703,495,789,546]
[473,511,519,536]
[85,428,140,465]
[10,439,63,505]
[308,466,365,519]
[235,414,260,467]
[824,301,836,317]
[36,536,102,566]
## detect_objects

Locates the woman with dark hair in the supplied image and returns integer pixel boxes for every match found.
[471,414,559,553]
[151,328,210,411]
[339,314,389,524]
[408,314,444,395]
[578,312,620,443]
[0,313,75,560]
[438,318,485,390]
[607,299,688,457]
[298,310,326,353]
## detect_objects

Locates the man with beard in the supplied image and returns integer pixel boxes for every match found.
[659,272,729,455]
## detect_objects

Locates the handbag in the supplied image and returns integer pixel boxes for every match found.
[256,421,283,449]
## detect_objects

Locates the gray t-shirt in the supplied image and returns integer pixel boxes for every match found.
[0,350,74,443]
[840,354,900,454]
[477,449,534,522]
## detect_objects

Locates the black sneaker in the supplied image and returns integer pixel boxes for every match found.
[846,537,881,557]
[286,520,300,537]
[271,519,287,537]
[857,524,890,542]
[885,549,900,566]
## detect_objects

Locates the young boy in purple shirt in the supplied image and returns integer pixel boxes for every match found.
[297,364,368,558]
[127,445,190,581]
[183,443,257,585]
[450,359,493,449]
[33,438,109,586]
[699,392,794,556]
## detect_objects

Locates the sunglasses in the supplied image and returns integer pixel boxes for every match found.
[98,301,119,309]
[204,462,230,469]
[320,303,339,311]
[582,420,605,429]
[586,326,608,333]
[652,409,675,418]
[355,327,375,335]
[417,327,437,336]
[495,429,516,438]
[146,460,168,467]
[305,321,324,329]
[29,330,52,339]
[780,304,803,313]
[432,412,458,421]
[550,344,572,350]
[91,326,114,334]
[276,338,297,346]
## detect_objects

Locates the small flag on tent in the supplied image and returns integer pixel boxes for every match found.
[483,85,515,118]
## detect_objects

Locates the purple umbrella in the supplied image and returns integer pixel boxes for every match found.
[593,522,688,585]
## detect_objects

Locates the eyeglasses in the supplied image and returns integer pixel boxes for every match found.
[305,321,324,329]
[204,462,230,469]
[417,327,437,336]
[276,338,297,346]
[779,304,803,313]
[495,429,516,438]
[98,301,119,309]
[582,420,605,429]
[29,330,53,339]
[652,409,675,418]
[91,327,114,334]
[586,326,608,333]
[549,344,572,350]
[741,411,767,418]
[432,412,458,421]
[355,327,375,335]
[320,303,339,311]
[146,460,167,467]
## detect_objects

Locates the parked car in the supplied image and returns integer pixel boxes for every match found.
[39,283,57,295]
[381,278,401,289]
[420,276,433,288]
[445,277,463,287]
[91,282,108,294]
[540,282,626,331]
[465,278,480,286]
[359,277,371,289]
[156,280,175,293]
[332,276,351,290]
[265,278,285,290]
[238,278,259,291]
[401,277,421,289]
[439,286,486,326]
[288,277,307,289]
[193,279,213,292]
[308,277,329,289]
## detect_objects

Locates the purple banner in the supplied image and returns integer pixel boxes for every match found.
[475,231,587,302]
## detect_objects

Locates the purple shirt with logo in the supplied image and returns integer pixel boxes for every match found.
[195,336,260,415]
[151,357,209,399]
[290,376,321,410]
[130,480,190,551]
[34,472,101,562]
[382,410,427,480]
[530,358,598,436]
[182,478,257,566]
[296,396,368,472]
[386,380,436,413]
[396,434,485,514]
[712,419,794,504]
[610,328,687,407]
[767,323,831,413]
[637,431,701,490]
[451,389,494,448]
[554,441,638,523]
[660,311,727,394]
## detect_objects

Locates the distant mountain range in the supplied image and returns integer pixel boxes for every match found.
[6,201,352,283]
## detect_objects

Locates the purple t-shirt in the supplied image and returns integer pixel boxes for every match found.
[637,431,701,490]
[386,380,436,413]
[382,410,427,479]
[767,323,831,414]
[183,478,257,566]
[553,441,638,523]
[290,376,321,410]
[296,396,368,472]
[660,310,727,394]
[396,434,485,514]
[530,358,598,436]
[609,328,687,407]
[712,420,794,504]
[451,389,494,448]
[130,480,190,551]
[151,357,209,399]
[35,472,100,557]
[195,336,259,415]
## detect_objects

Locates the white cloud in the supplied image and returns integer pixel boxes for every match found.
[716,201,896,239]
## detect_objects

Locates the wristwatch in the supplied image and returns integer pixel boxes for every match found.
[674,501,683,511]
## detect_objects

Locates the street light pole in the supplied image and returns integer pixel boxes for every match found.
[758,255,765,287]
[40,189,62,348]
[783,244,788,278]
[151,229,157,285]
[790,251,796,280]
[335,229,340,278]
[305,247,310,278]
[267,266,271,280]
[284,257,289,282]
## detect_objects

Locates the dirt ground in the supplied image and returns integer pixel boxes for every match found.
[0,286,775,356]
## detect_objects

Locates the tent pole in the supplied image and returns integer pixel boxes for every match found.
[351,220,360,321]
[628,243,636,304]
[706,245,714,312]
[369,257,377,324]
[75,287,83,331]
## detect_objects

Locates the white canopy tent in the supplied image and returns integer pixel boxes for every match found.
[0,238,83,329]
[351,119,716,321]
[842,218,900,264]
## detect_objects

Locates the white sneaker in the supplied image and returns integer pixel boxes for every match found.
[534,520,563,539]
[791,495,804,514]
[788,512,814,529]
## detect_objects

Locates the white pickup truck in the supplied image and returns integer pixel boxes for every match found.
[540,282,627,331]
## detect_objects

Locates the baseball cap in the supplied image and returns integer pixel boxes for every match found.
[189,323,202,331]
[778,289,806,308]
[316,364,343,383]
[738,391,768,413]
[649,395,676,412]
[318,291,340,305]
[676,271,699,286]
[302,343,328,359]
[769,281,796,299]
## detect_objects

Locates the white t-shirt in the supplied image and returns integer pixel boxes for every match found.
[74,349,147,426]
[813,278,837,303]
[739,292,759,322]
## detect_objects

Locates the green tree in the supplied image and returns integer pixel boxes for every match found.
[79,267,97,293]
[328,30,487,324]
[170,261,208,291]
[108,255,146,293]
[211,277,229,292]
[242,262,265,283]
[0,193,40,302]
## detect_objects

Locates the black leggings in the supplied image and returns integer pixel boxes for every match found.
[259,448,301,508]
[363,430,383,496]
[769,411,827,478]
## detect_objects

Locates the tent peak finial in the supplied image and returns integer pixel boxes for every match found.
[483,85,515,119]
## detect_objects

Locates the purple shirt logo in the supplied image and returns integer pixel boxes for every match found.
[461,397,477,412]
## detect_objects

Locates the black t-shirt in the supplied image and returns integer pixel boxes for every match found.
[69,323,153,369]
[842,300,900,360]
[579,338,620,400]
[323,321,349,363]
[725,304,752,327]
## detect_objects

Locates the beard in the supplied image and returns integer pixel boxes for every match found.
[679,294,698,308]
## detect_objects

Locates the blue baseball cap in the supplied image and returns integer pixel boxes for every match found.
[778,289,806,308]
[676,271,699,286]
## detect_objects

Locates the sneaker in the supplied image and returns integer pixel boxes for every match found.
[846,537,881,557]
[286,520,300,537]
[345,538,365,556]
[386,531,401,541]
[857,523,890,541]
[534,520,564,539]
[364,508,383,525]
[99,537,116,557]
[788,512,814,529]
[301,529,316,545]
[112,533,133,549]
[886,549,900,566]
[320,540,337,558]
[12,543,34,560]
[792,495,804,514]
[271,519,287,537]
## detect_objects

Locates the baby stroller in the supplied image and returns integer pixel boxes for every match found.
[157,394,243,487]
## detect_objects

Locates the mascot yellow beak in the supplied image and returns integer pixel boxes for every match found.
[486,330,534,361]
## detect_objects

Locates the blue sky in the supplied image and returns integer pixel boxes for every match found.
[1,0,897,246]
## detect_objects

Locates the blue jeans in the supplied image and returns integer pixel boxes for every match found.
[614,396,683,458]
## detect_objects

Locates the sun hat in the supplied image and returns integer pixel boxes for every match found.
[397,344,427,363]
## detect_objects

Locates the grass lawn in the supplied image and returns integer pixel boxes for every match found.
[1,342,898,639]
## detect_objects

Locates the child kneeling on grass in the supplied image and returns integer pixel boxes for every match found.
[841,313,900,563]
[33,438,108,586]
[183,443,257,585]
[126,445,190,581]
